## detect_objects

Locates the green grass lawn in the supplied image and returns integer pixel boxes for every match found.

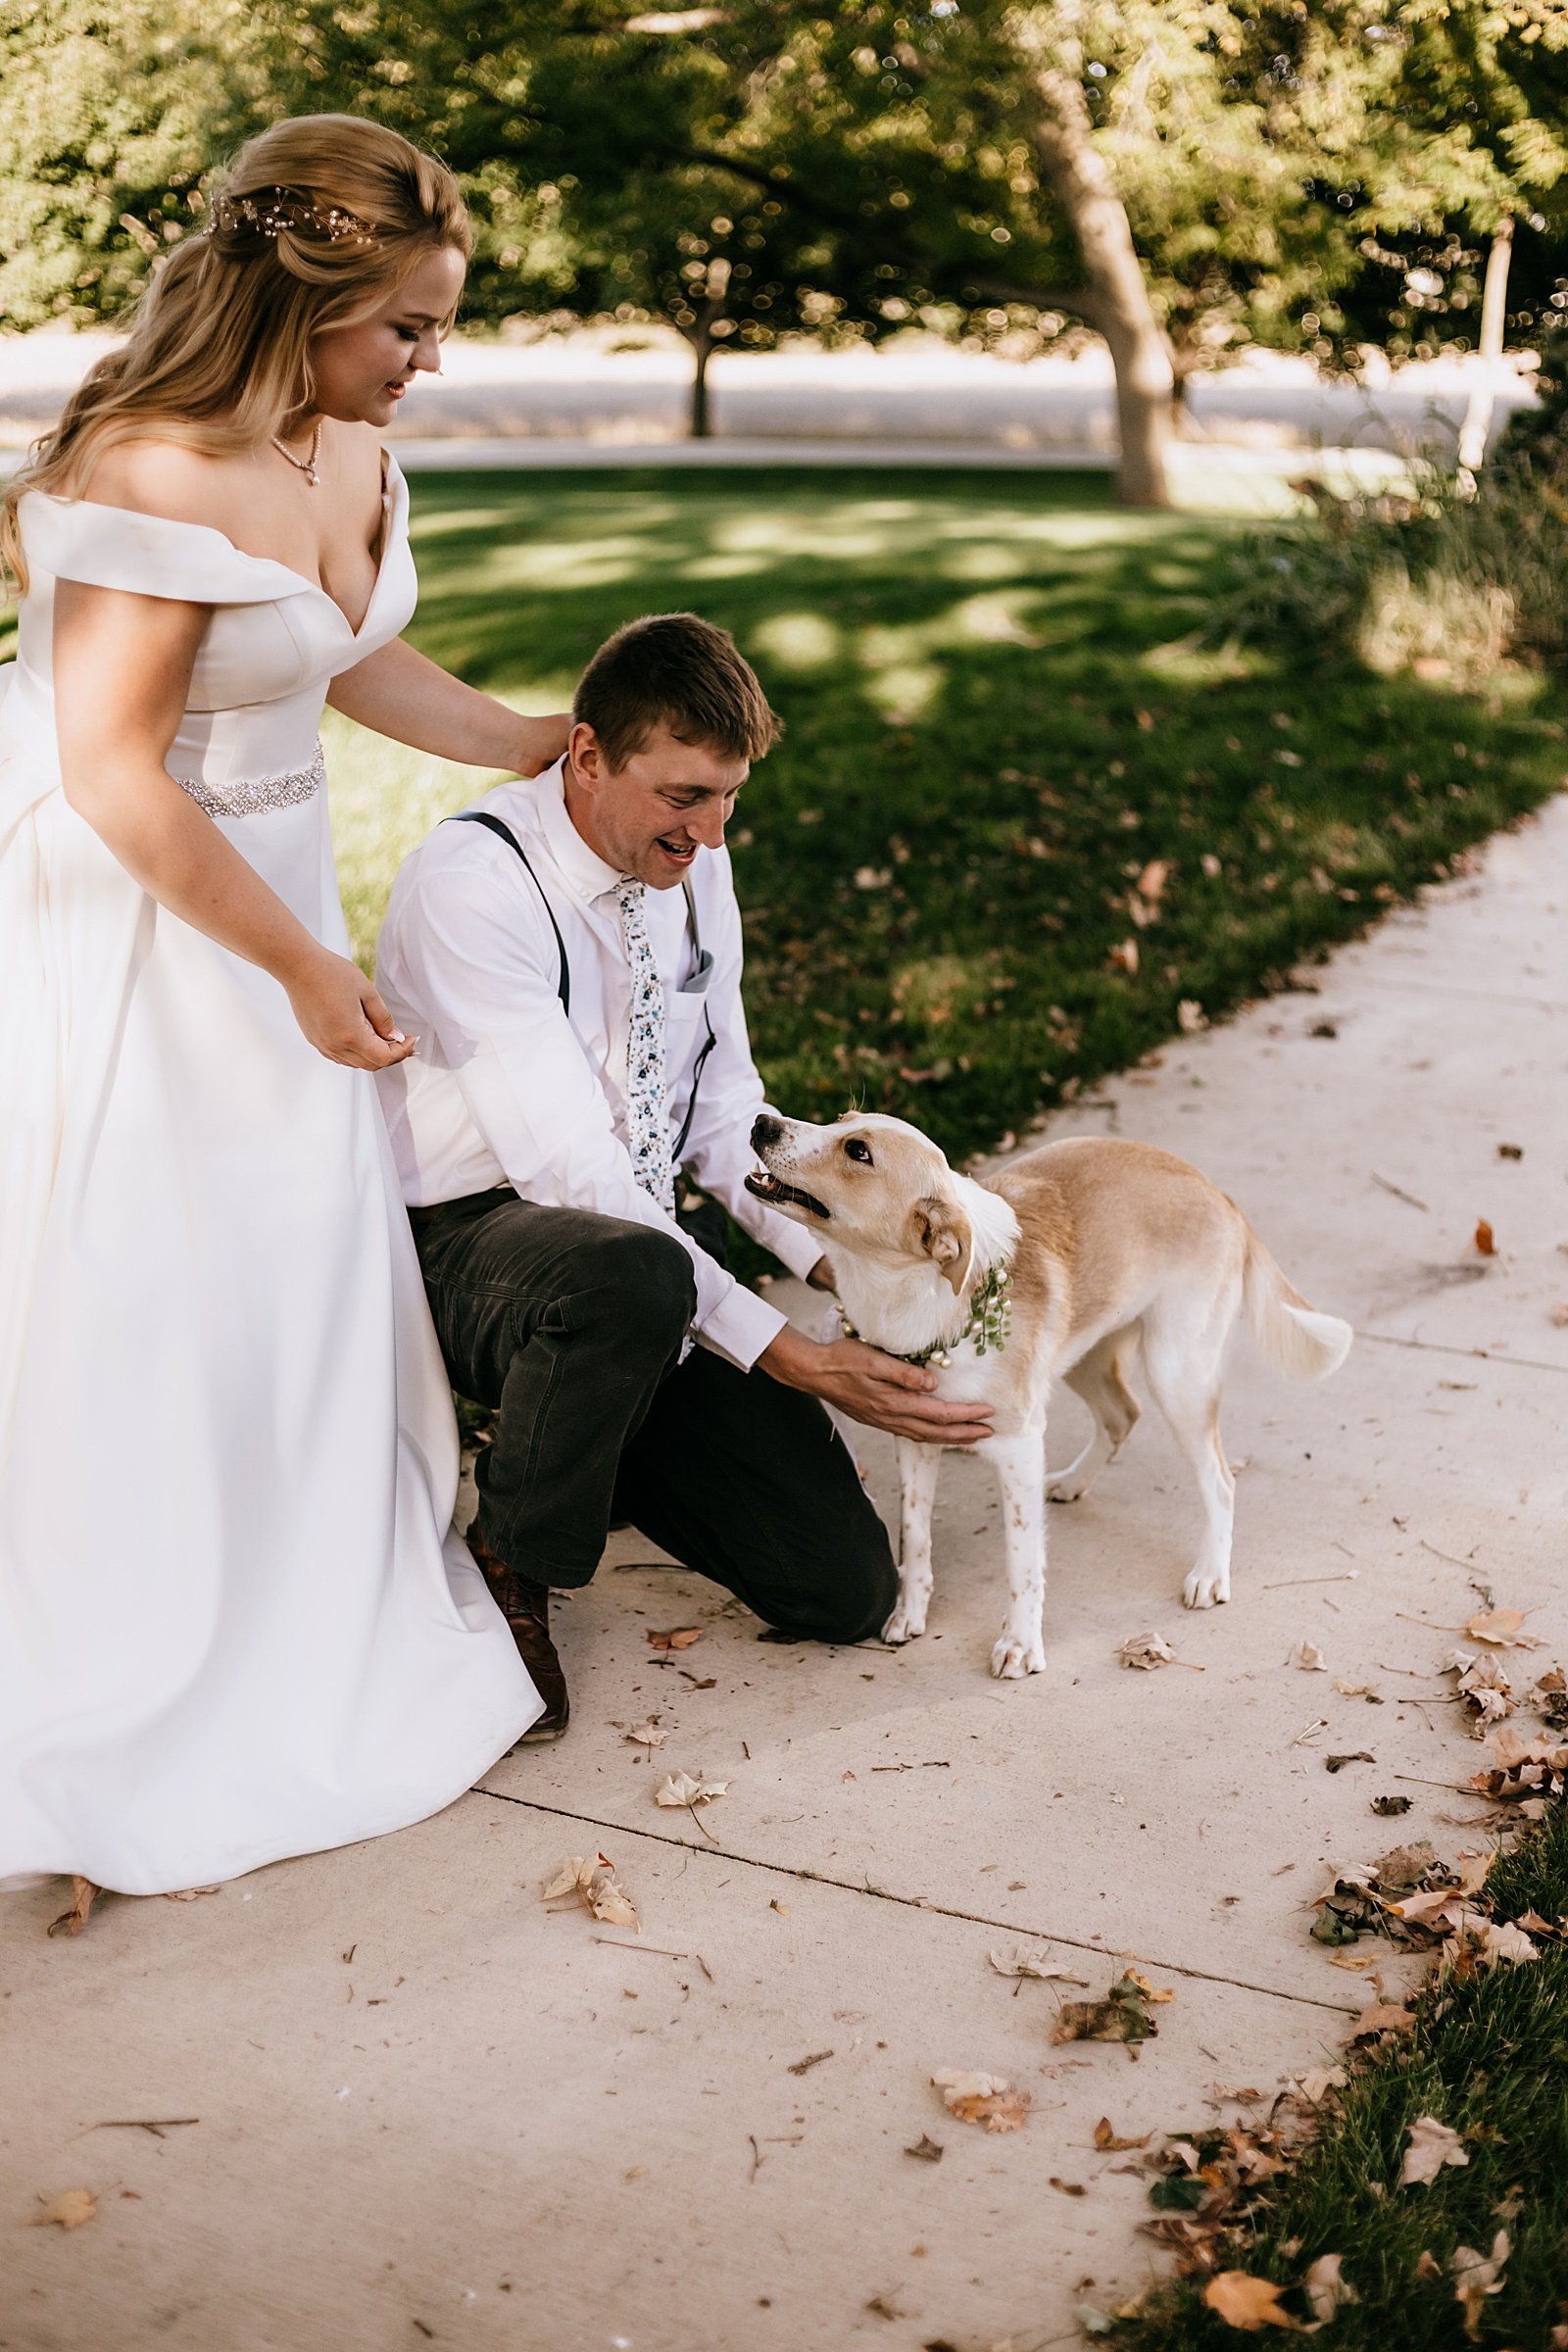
[1109,1800,1568,2348]
[327,464,1567,1169]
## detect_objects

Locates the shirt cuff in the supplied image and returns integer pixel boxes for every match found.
[694,1280,788,1373]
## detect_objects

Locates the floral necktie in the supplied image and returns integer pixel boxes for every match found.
[615,878,675,1214]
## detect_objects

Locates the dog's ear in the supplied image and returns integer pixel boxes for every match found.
[911,1195,972,1296]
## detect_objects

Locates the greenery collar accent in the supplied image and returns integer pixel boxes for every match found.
[840,1255,1014,1369]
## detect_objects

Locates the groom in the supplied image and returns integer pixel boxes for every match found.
[374,613,990,1737]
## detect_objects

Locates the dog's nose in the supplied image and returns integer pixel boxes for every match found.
[751,1112,783,1152]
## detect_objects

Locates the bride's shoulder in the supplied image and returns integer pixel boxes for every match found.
[79,440,251,535]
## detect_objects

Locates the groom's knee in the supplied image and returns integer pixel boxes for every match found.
[574,1223,696,1356]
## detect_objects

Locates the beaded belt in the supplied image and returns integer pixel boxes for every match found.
[173,739,325,818]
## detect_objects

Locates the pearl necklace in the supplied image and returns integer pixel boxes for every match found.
[270,422,321,487]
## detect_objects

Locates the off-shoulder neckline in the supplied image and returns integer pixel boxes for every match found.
[30,457,408,641]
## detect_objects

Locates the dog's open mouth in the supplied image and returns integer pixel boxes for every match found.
[745,1168,831,1220]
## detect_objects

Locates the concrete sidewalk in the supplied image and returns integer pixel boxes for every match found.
[5,800,1566,2351]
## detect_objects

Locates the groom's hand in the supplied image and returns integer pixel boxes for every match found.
[758,1326,993,1446]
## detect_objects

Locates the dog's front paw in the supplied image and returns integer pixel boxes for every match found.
[1182,1566,1231,1610]
[990,1630,1047,1679]
[882,1599,929,1645]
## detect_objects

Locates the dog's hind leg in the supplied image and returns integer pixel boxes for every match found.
[1141,1307,1236,1609]
[1048,1330,1141,1503]
[985,1427,1049,1678]
[883,1439,940,1644]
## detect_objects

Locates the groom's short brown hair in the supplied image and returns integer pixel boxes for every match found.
[573,612,783,772]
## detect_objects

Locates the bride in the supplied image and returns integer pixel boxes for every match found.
[0,115,563,1920]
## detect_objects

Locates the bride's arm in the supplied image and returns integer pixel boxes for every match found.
[326,635,569,774]
[53,580,414,1073]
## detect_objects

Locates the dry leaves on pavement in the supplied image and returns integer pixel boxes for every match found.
[1052,1969,1170,2045]
[622,1720,668,1748]
[1292,1641,1328,1673]
[654,1771,728,1810]
[647,1627,702,1651]
[1399,2114,1469,2187]
[930,2070,1029,2132]
[987,1945,1086,1984]
[1465,1607,1542,1649]
[27,2190,97,2232]
[541,1853,640,1934]
[1094,2117,1152,2151]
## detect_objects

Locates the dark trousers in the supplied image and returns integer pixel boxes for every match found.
[412,1191,898,1645]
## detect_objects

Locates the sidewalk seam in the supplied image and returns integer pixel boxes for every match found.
[1359,1331,1568,1376]
[474,1786,1358,2018]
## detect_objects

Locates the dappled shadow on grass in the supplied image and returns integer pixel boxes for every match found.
[393,467,1568,1167]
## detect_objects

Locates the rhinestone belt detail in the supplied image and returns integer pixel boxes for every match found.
[173,740,324,818]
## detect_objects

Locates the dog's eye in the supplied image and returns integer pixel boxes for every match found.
[843,1138,874,1165]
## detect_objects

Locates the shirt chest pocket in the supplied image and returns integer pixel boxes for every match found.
[663,953,714,1091]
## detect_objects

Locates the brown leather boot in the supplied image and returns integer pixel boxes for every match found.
[466,1521,569,1741]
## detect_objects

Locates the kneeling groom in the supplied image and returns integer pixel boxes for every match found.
[375,613,990,1736]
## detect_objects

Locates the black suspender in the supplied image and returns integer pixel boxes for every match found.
[448,809,571,1013]
[446,808,717,1169]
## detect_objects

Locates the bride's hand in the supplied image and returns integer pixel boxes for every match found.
[285,950,416,1070]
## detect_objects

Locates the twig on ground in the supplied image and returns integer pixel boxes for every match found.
[1263,1573,1359,1589]
[1419,1538,1482,1571]
[1371,1172,1430,1212]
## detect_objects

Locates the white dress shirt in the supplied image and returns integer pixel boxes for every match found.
[374,760,823,1371]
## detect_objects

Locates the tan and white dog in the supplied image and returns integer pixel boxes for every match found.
[747,1113,1351,1678]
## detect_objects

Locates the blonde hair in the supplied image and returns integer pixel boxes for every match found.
[2,115,470,593]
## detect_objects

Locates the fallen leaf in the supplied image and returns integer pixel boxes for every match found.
[1335,1676,1383,1701]
[1118,1632,1176,1670]
[1371,1795,1412,1816]
[164,1886,221,1902]
[1474,1219,1495,1257]
[27,2189,97,2232]
[864,2293,902,2321]
[1349,2000,1415,2039]
[1052,1971,1164,2044]
[1451,2230,1509,2337]
[1295,2067,1347,2103]
[1325,1752,1376,1773]
[1293,1641,1328,1673]
[654,1771,728,1810]
[1107,938,1140,975]
[1414,2250,1443,2281]
[1050,2175,1087,2196]
[1326,1950,1374,1971]
[1177,999,1207,1033]
[1400,2114,1469,2187]
[623,1720,668,1748]
[1303,2252,1357,2322]
[1094,2117,1152,2151]
[541,1853,640,1934]
[904,2134,944,2162]
[1202,2270,1298,2329]
[647,1627,703,1651]
[987,1946,1085,1984]
[931,2070,1029,2132]
[1466,1607,1542,1649]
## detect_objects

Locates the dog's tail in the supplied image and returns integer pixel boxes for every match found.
[1242,1227,1353,1381]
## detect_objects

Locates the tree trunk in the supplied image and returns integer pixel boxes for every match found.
[688,325,714,439]
[1022,65,1174,508]
[1457,219,1514,472]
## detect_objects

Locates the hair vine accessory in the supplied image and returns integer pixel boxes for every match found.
[209,188,376,249]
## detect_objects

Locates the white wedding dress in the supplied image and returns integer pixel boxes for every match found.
[0,459,542,1896]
